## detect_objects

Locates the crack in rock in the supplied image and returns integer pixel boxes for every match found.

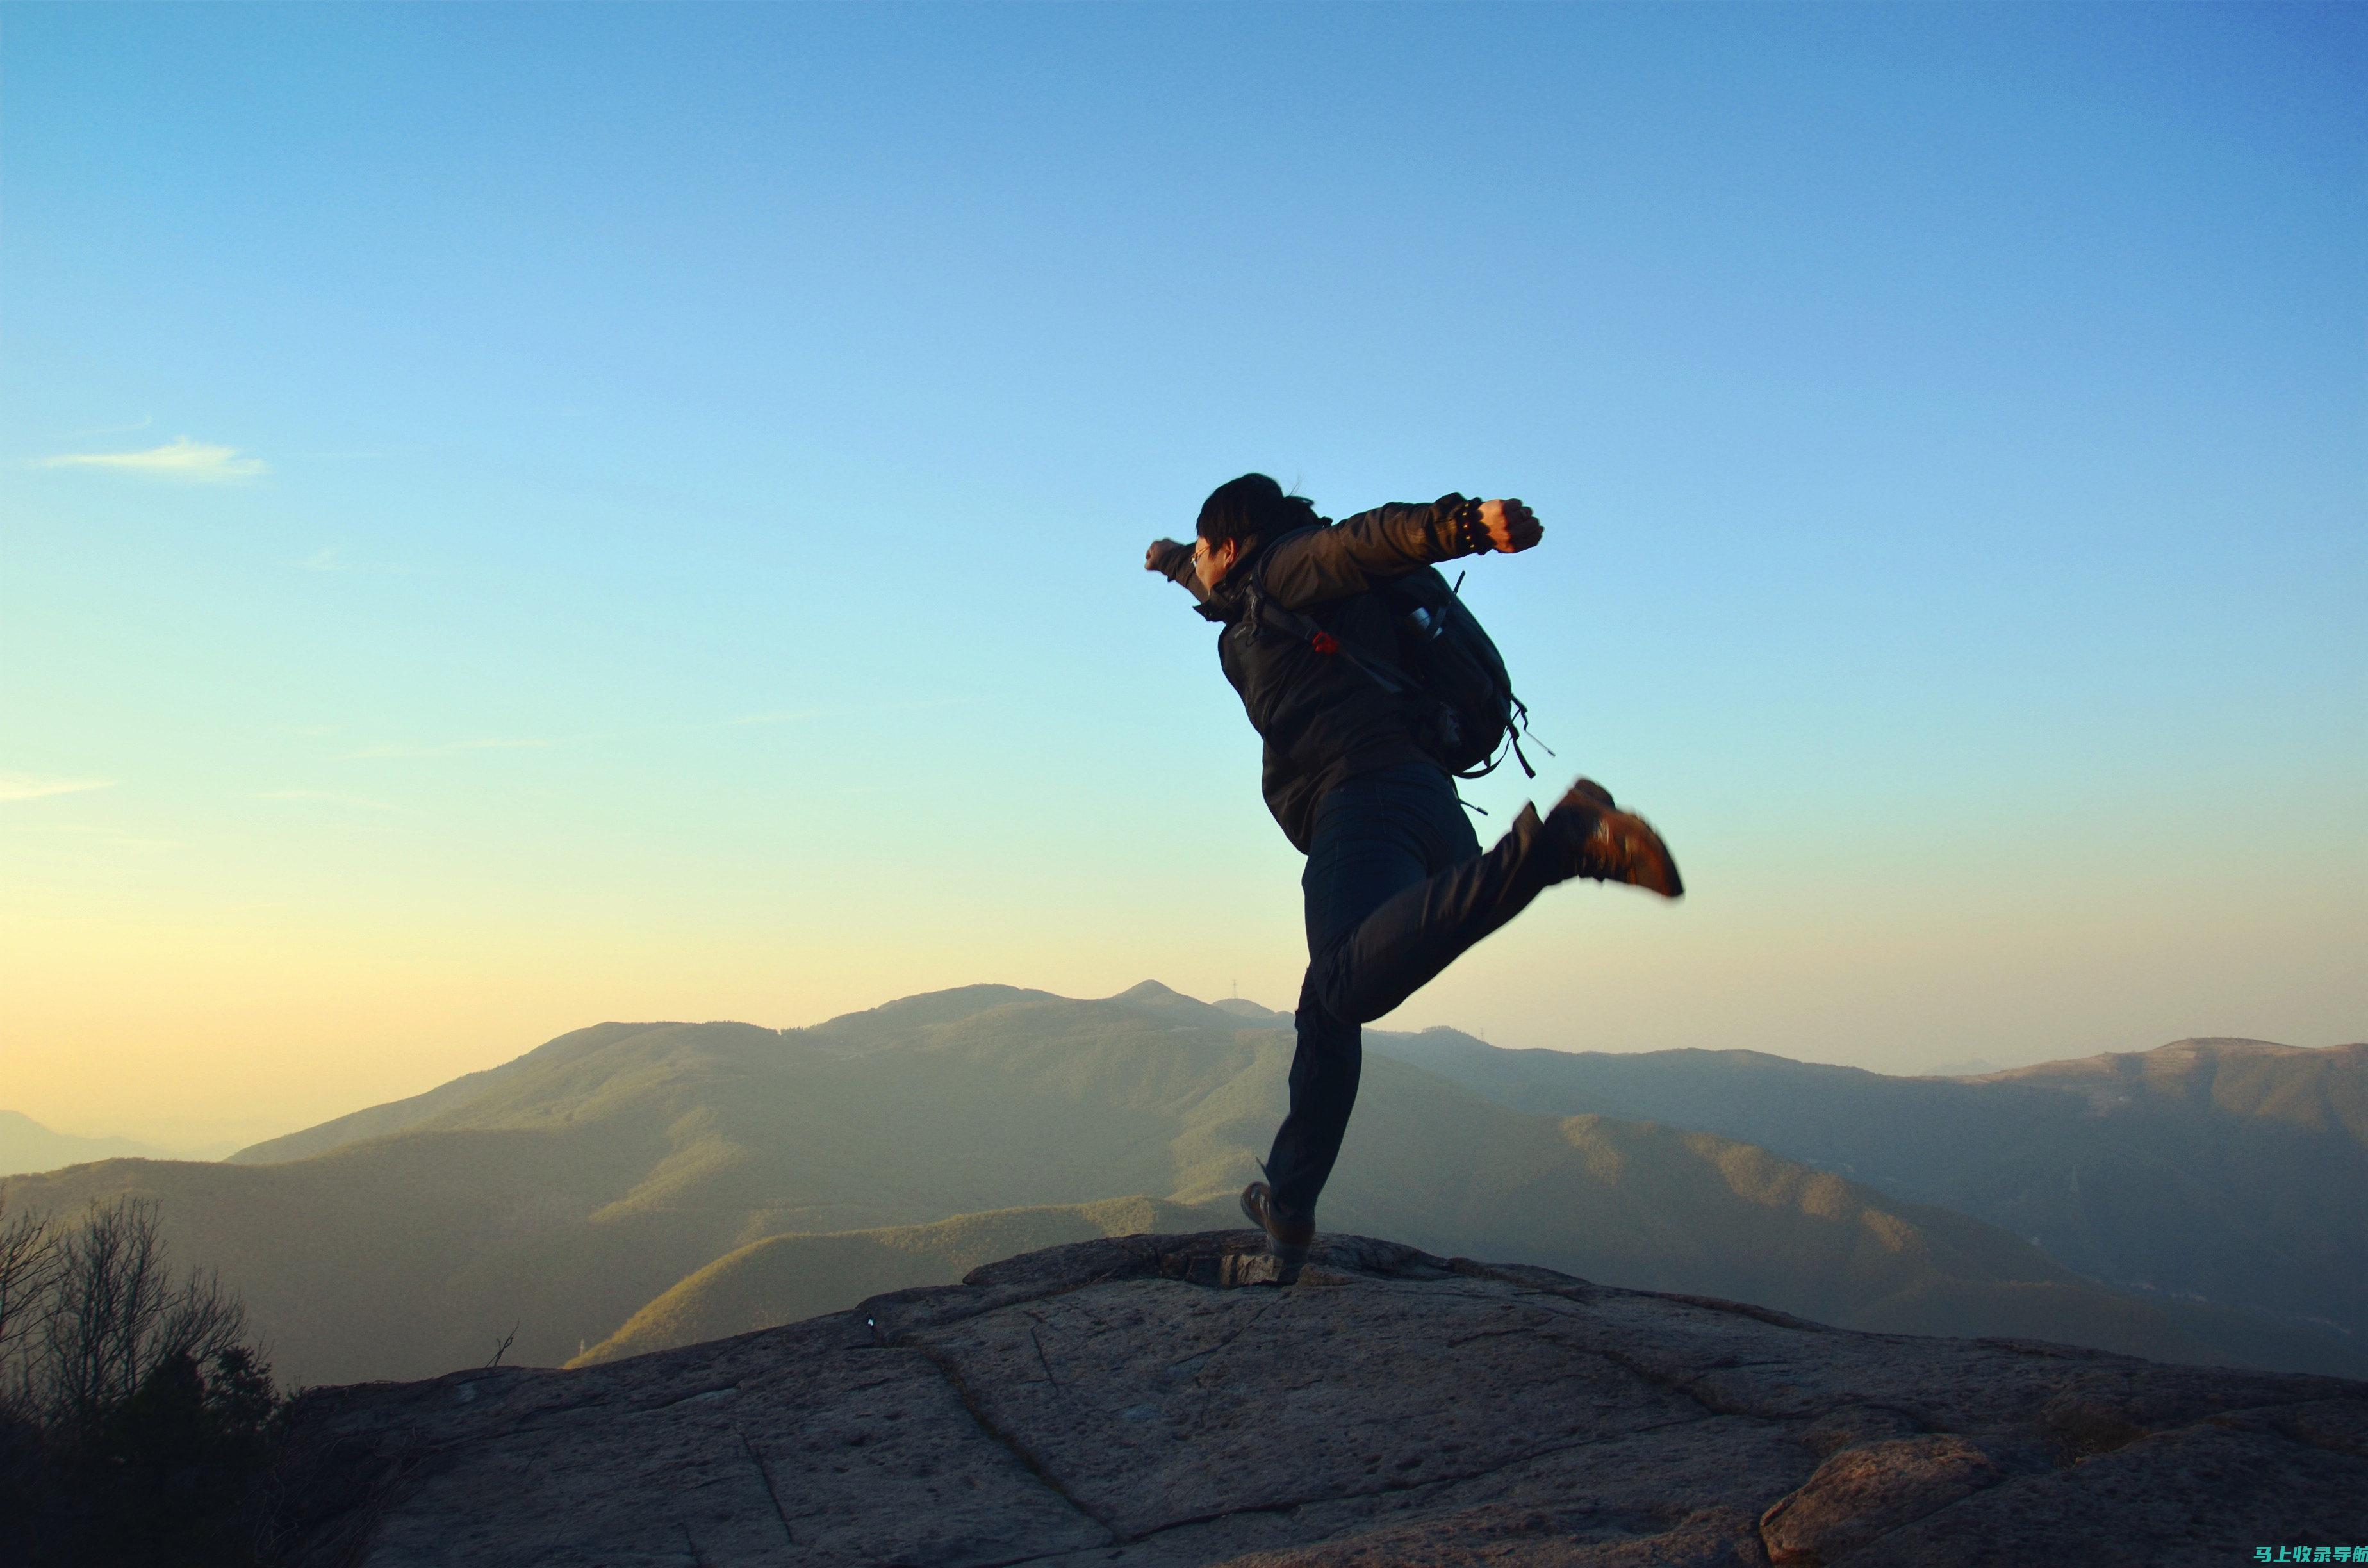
[639,1382,740,1414]
[737,1428,796,1547]
[1030,1323,1062,1391]
[1443,1321,1557,1350]
[267,1230,2368,1567]
[907,1342,1120,1544]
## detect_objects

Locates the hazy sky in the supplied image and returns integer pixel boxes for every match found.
[4,3,2362,1148]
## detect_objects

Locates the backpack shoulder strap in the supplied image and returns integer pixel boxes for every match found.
[1231,523,1319,633]
[1237,530,1414,696]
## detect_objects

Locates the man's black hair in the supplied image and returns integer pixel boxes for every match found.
[1197,473,1322,551]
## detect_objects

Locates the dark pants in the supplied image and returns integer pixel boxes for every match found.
[1262,760,1560,1219]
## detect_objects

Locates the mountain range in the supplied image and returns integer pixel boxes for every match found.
[3,983,2359,1388]
[1361,1022,2368,1350]
[0,1109,231,1178]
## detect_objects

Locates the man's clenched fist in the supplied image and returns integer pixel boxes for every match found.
[1480,499,1542,553]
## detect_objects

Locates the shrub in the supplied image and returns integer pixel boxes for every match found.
[0,1195,283,1567]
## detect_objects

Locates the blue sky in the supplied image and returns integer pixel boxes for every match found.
[3,3,2362,1145]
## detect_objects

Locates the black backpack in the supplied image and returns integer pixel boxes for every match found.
[1243,538,1545,781]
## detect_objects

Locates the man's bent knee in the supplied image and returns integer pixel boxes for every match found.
[1294,969,1367,1042]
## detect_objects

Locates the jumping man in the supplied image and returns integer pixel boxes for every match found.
[1144,475,1682,1275]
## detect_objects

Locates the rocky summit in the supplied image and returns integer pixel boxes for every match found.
[273,1232,2368,1567]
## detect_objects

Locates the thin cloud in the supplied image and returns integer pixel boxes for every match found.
[0,773,119,804]
[252,789,394,811]
[341,738,553,760]
[56,416,153,441]
[41,436,267,482]
[12,822,177,851]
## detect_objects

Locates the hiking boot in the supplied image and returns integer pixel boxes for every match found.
[1543,777,1684,899]
[1240,1180,1314,1277]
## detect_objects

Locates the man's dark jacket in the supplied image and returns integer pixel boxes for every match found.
[1154,495,1487,854]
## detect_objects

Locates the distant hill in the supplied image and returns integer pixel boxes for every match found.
[1364,1029,2368,1357]
[11,982,2351,1387]
[0,1109,197,1178]
[571,1195,1228,1366]
[581,1126,2346,1379]
[222,1044,579,1166]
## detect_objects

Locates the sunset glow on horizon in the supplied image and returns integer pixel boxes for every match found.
[4,3,2361,1150]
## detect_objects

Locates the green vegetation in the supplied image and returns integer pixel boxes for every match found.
[573,1195,1226,1365]
[1368,1027,2368,1359]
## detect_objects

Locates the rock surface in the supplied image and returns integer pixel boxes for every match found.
[272,1230,2368,1567]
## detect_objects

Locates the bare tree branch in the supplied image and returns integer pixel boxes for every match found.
[486,1321,519,1368]
[0,1193,58,1414]
[35,1197,252,1433]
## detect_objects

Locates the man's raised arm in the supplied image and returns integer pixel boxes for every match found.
[1144,537,1213,605]
[1258,494,1543,609]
